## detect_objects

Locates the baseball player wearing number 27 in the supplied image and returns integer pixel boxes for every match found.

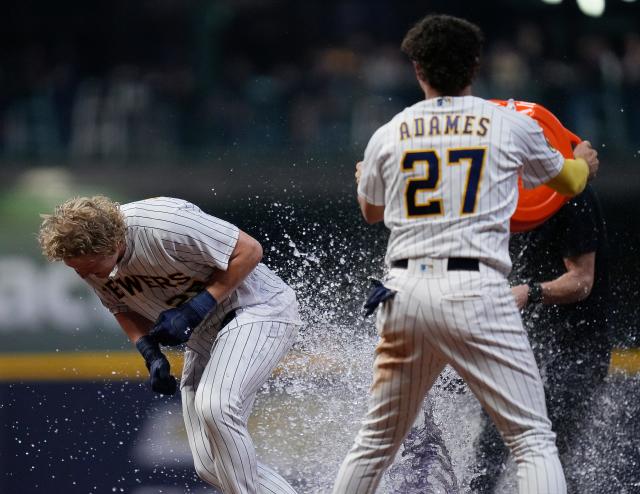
[333,14,599,494]
[39,196,302,494]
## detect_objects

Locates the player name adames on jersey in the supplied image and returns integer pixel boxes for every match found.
[399,114,491,141]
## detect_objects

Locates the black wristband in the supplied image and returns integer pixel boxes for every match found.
[528,282,544,304]
[135,335,163,370]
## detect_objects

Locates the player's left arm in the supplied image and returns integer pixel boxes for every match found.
[150,214,261,347]
[150,229,261,346]
[516,117,597,197]
[203,229,262,300]
[545,158,589,197]
[512,251,595,309]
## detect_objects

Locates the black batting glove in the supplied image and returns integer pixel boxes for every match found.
[136,335,177,396]
[150,290,217,346]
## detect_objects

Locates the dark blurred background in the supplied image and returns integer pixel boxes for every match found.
[0,0,638,185]
[1,1,639,493]
[1,0,638,337]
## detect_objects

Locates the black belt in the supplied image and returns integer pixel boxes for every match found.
[391,257,479,271]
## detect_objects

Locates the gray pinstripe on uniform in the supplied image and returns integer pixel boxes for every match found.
[333,96,567,493]
[182,312,299,494]
[86,197,302,494]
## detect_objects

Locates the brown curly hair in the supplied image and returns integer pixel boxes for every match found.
[401,14,484,96]
[39,195,126,261]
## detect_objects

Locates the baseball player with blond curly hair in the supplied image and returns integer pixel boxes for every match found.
[39,195,301,494]
[333,14,599,494]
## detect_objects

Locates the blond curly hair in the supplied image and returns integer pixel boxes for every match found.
[39,195,127,261]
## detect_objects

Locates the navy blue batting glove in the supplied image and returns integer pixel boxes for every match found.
[363,279,396,317]
[136,335,177,396]
[149,357,177,395]
[150,290,217,346]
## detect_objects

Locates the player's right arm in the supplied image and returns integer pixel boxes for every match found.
[115,311,154,344]
[356,161,385,223]
[357,126,389,224]
[358,197,385,224]
[115,311,177,395]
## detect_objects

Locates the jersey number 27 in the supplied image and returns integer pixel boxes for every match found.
[402,147,487,217]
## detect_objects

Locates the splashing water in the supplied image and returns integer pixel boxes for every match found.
[3,197,638,494]
[240,199,479,493]
[229,198,640,493]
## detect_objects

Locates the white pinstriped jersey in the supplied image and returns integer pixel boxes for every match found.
[85,197,301,326]
[358,95,564,275]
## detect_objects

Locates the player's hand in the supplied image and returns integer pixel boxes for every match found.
[511,284,529,310]
[150,290,217,346]
[149,355,178,395]
[355,161,363,185]
[573,140,599,179]
[135,335,177,395]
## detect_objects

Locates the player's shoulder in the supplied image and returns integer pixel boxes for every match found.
[370,112,403,140]
[122,196,198,214]
[367,104,422,145]
[121,197,204,227]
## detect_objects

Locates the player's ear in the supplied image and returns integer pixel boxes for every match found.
[412,61,427,82]
[412,62,431,95]
[413,60,429,84]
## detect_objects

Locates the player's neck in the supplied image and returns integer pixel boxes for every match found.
[419,80,472,100]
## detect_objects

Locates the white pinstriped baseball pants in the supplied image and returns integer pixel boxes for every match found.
[181,314,299,494]
[333,258,566,494]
